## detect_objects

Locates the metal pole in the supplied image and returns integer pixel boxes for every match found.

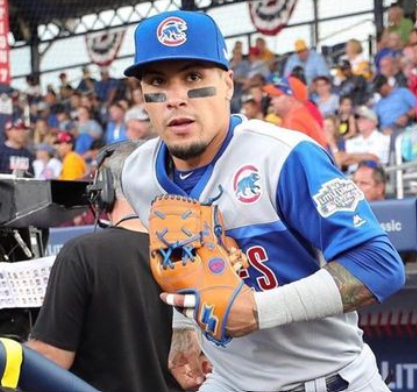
[181,0,196,11]
[29,23,41,80]
[311,0,319,48]
[374,0,384,37]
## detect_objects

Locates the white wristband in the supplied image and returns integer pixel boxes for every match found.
[254,269,344,329]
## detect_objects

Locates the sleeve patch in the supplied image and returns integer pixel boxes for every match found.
[313,178,364,217]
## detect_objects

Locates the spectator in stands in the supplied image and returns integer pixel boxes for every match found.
[289,71,324,128]
[125,107,154,141]
[76,106,103,141]
[400,55,417,97]
[408,28,417,47]
[255,37,275,65]
[388,31,405,55]
[246,47,270,81]
[24,74,42,104]
[58,72,73,99]
[345,106,391,170]
[323,116,347,169]
[344,39,371,79]
[33,143,62,179]
[289,65,307,84]
[55,132,86,180]
[312,76,339,117]
[373,74,417,136]
[129,87,145,110]
[77,66,96,94]
[263,76,327,147]
[80,94,102,124]
[387,2,414,45]
[56,111,75,133]
[230,44,250,113]
[73,106,103,157]
[240,94,264,120]
[353,161,387,202]
[0,118,34,176]
[106,102,128,144]
[33,118,56,145]
[336,95,357,139]
[283,39,330,85]
[28,141,182,392]
[95,66,119,105]
[337,60,369,105]
[69,92,82,121]
[375,31,397,72]
[379,56,408,88]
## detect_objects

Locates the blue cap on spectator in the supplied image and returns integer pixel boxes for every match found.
[35,143,55,154]
[124,11,229,78]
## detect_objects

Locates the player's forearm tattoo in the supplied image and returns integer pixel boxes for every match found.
[171,328,200,355]
[324,262,377,312]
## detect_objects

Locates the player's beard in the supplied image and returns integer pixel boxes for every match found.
[168,141,208,160]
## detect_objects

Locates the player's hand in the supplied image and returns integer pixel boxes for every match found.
[161,286,259,338]
[168,328,206,391]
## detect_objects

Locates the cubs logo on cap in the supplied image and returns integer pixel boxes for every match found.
[157,17,187,47]
[124,10,229,78]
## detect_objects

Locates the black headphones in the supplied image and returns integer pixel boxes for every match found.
[86,145,118,213]
[86,141,140,229]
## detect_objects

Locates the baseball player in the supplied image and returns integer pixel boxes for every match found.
[121,10,405,392]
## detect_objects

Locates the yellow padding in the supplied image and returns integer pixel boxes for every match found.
[0,338,23,388]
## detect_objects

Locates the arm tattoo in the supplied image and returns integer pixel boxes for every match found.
[324,262,377,312]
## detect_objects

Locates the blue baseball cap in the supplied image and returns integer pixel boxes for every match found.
[124,11,229,78]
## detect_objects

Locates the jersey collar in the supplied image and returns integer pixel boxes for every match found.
[155,115,243,198]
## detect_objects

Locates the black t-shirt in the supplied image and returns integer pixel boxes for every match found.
[0,143,34,174]
[31,227,181,392]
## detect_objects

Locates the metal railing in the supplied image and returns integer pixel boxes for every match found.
[385,134,417,199]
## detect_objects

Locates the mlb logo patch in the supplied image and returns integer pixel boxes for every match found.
[157,16,188,46]
[233,165,262,204]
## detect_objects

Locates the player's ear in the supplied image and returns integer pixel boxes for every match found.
[224,70,234,101]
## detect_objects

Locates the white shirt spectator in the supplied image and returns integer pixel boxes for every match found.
[33,157,62,179]
[345,130,391,165]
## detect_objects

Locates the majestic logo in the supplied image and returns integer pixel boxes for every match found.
[313,178,364,218]
[234,165,262,204]
[353,214,366,228]
[157,17,187,47]
[208,257,226,274]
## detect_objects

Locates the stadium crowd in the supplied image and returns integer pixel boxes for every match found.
[1,2,417,210]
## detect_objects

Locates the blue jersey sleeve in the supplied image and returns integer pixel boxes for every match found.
[276,141,387,260]
[276,141,404,299]
[337,236,405,302]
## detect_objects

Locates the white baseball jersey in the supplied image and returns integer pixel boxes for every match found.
[122,116,394,391]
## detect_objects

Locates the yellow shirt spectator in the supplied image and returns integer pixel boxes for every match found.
[55,132,87,180]
[60,151,87,180]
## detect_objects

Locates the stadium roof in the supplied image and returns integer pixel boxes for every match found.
[9,0,149,42]
[10,0,142,25]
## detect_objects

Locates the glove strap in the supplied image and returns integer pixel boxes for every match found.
[201,280,245,347]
